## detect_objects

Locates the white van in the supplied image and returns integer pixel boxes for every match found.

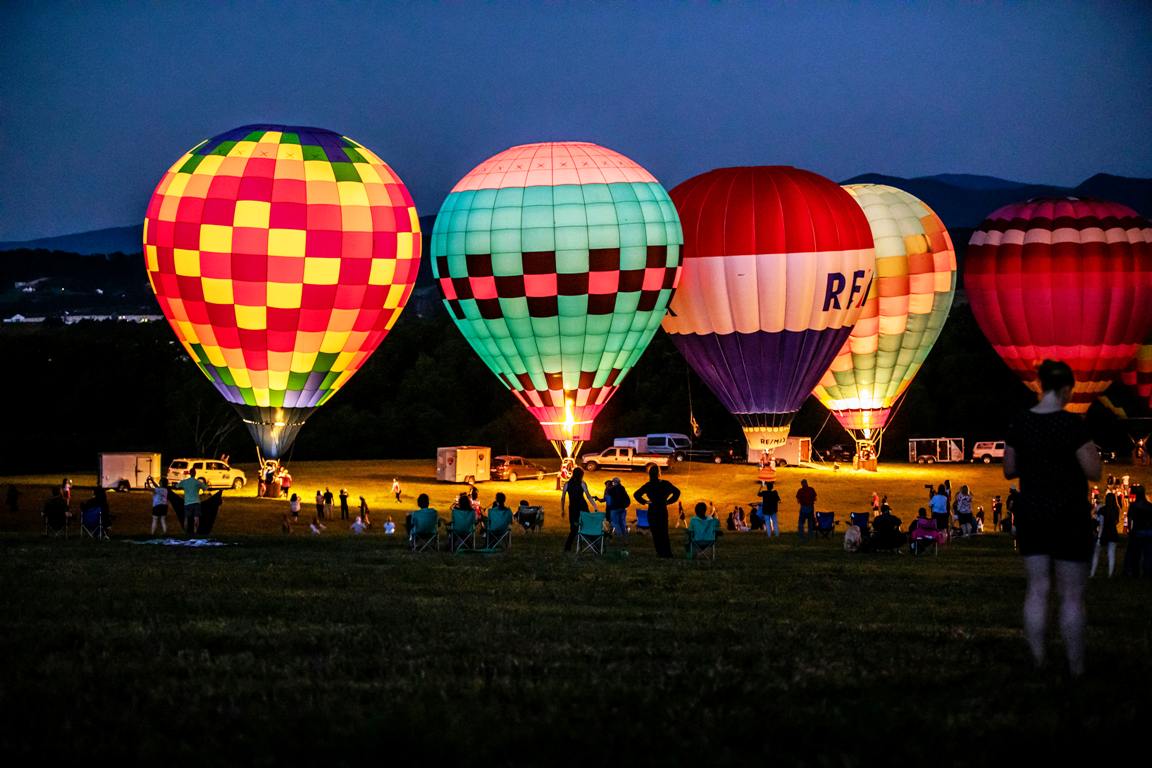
[646,433,693,461]
[972,441,1006,464]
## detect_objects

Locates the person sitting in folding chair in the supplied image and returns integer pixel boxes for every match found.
[447,493,477,553]
[482,492,514,551]
[514,499,543,532]
[908,507,943,555]
[685,502,721,560]
[79,488,110,540]
[576,510,608,556]
[868,505,906,553]
[408,494,441,552]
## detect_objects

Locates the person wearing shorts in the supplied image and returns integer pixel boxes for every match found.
[179,468,206,536]
[1004,360,1101,677]
[150,478,170,536]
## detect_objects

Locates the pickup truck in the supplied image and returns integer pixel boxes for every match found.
[580,447,671,473]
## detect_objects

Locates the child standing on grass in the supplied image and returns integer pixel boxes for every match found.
[289,493,300,523]
[150,478,169,536]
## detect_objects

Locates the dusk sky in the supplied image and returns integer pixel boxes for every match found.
[2,0,1149,242]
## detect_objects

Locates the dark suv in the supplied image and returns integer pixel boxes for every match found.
[823,444,854,463]
[691,439,745,463]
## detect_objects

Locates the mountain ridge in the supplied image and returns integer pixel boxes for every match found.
[3,173,1148,256]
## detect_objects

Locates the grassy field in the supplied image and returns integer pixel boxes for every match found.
[3,459,1150,766]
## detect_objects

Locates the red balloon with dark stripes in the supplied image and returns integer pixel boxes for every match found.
[965,197,1152,412]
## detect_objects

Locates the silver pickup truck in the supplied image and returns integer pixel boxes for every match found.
[580,446,671,473]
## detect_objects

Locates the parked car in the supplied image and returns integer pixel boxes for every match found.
[691,438,745,464]
[822,443,854,463]
[972,441,1006,464]
[166,458,247,490]
[492,455,546,482]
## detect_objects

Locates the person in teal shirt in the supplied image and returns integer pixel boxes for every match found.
[179,468,207,535]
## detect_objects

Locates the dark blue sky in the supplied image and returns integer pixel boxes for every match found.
[2,1,1149,241]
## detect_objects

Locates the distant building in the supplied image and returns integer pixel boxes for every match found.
[2,313,161,325]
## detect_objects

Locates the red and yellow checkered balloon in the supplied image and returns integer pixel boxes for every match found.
[144,125,420,457]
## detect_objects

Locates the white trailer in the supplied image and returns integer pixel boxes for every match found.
[436,446,492,483]
[746,436,812,466]
[99,452,163,490]
[908,438,966,464]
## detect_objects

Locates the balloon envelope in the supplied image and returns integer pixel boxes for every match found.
[662,166,875,450]
[1122,342,1152,400]
[431,142,682,453]
[965,197,1152,412]
[813,184,956,436]
[144,124,420,457]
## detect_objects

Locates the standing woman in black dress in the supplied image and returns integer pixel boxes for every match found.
[634,465,681,558]
[1004,360,1101,676]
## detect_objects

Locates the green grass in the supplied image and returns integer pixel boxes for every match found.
[3,460,1150,766]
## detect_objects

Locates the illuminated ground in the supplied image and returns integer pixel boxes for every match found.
[2,459,1149,765]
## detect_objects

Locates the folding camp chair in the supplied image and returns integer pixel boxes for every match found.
[576,511,607,556]
[42,495,69,538]
[515,505,543,532]
[815,512,836,539]
[632,507,650,532]
[849,512,871,541]
[447,507,476,553]
[43,511,69,538]
[80,505,105,540]
[409,508,440,552]
[909,518,941,556]
[485,507,513,551]
[686,516,719,560]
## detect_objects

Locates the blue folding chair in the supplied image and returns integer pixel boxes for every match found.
[409,508,440,552]
[485,507,513,551]
[80,505,105,540]
[577,511,607,556]
[633,507,650,532]
[849,512,871,539]
[816,512,836,539]
[447,507,477,553]
[686,516,720,560]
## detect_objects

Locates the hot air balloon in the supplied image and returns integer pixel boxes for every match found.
[431,142,682,457]
[1121,343,1152,400]
[662,166,876,455]
[812,184,957,456]
[965,197,1152,412]
[144,124,420,458]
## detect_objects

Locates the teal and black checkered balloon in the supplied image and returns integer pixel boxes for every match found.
[431,142,682,452]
